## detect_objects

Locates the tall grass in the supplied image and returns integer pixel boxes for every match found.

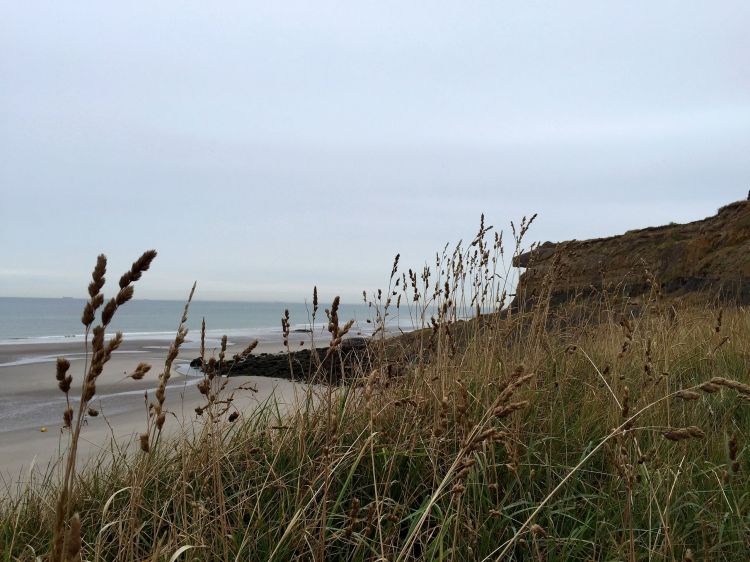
[1,216,748,561]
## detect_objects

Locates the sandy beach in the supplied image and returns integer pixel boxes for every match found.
[0,336,302,478]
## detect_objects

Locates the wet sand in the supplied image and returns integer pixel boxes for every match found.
[0,337,303,477]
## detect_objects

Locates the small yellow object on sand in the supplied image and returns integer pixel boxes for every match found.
[40,427,47,433]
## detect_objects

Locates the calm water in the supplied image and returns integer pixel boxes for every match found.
[0,297,382,344]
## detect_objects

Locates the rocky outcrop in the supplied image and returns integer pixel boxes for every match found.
[512,199,750,307]
[190,337,373,384]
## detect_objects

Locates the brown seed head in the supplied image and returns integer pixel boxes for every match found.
[58,374,73,394]
[83,382,97,402]
[88,254,107,297]
[63,407,74,428]
[129,362,151,380]
[710,377,750,396]
[339,319,355,337]
[220,334,228,362]
[200,317,206,362]
[106,332,123,355]
[687,426,705,438]
[101,298,117,326]
[81,302,95,327]
[493,400,529,418]
[699,382,721,394]
[66,512,82,562]
[56,357,70,382]
[675,390,701,401]
[345,497,361,538]
[237,340,258,360]
[121,250,157,288]
[179,282,196,324]
[115,285,134,306]
[118,271,132,289]
[91,325,105,353]
[197,379,209,395]
[663,426,706,441]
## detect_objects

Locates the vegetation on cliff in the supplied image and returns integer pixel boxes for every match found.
[514,199,750,308]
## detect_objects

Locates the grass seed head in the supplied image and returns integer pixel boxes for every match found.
[88,254,107,297]
[119,249,158,288]
[129,362,151,380]
[663,426,706,441]
[65,513,82,562]
[63,407,74,428]
[101,298,117,326]
[115,285,134,306]
[55,357,70,382]
[710,377,750,396]
[675,390,701,401]
[699,382,721,393]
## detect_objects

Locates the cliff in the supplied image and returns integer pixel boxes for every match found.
[512,199,750,307]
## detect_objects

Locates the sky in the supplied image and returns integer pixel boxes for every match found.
[1,1,749,302]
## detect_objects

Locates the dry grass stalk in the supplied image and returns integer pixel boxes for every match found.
[51,250,157,562]
[148,281,195,441]
[729,433,740,474]
[8,211,750,560]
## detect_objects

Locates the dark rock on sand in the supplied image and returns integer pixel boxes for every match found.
[191,337,372,384]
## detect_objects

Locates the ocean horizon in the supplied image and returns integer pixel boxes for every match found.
[0,296,396,345]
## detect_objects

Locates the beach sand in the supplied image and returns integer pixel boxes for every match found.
[0,337,302,478]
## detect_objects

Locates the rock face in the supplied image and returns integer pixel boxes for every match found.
[512,200,750,307]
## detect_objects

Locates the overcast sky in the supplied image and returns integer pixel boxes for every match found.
[1,1,749,302]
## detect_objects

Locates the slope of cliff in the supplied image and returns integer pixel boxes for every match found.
[513,199,750,307]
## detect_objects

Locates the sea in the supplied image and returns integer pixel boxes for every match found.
[0,297,416,434]
[0,297,399,345]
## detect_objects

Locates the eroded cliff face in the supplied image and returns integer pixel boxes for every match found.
[512,200,750,307]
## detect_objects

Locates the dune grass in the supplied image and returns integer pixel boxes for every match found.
[1,217,749,561]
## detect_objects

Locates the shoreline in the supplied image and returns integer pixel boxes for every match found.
[0,335,301,476]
